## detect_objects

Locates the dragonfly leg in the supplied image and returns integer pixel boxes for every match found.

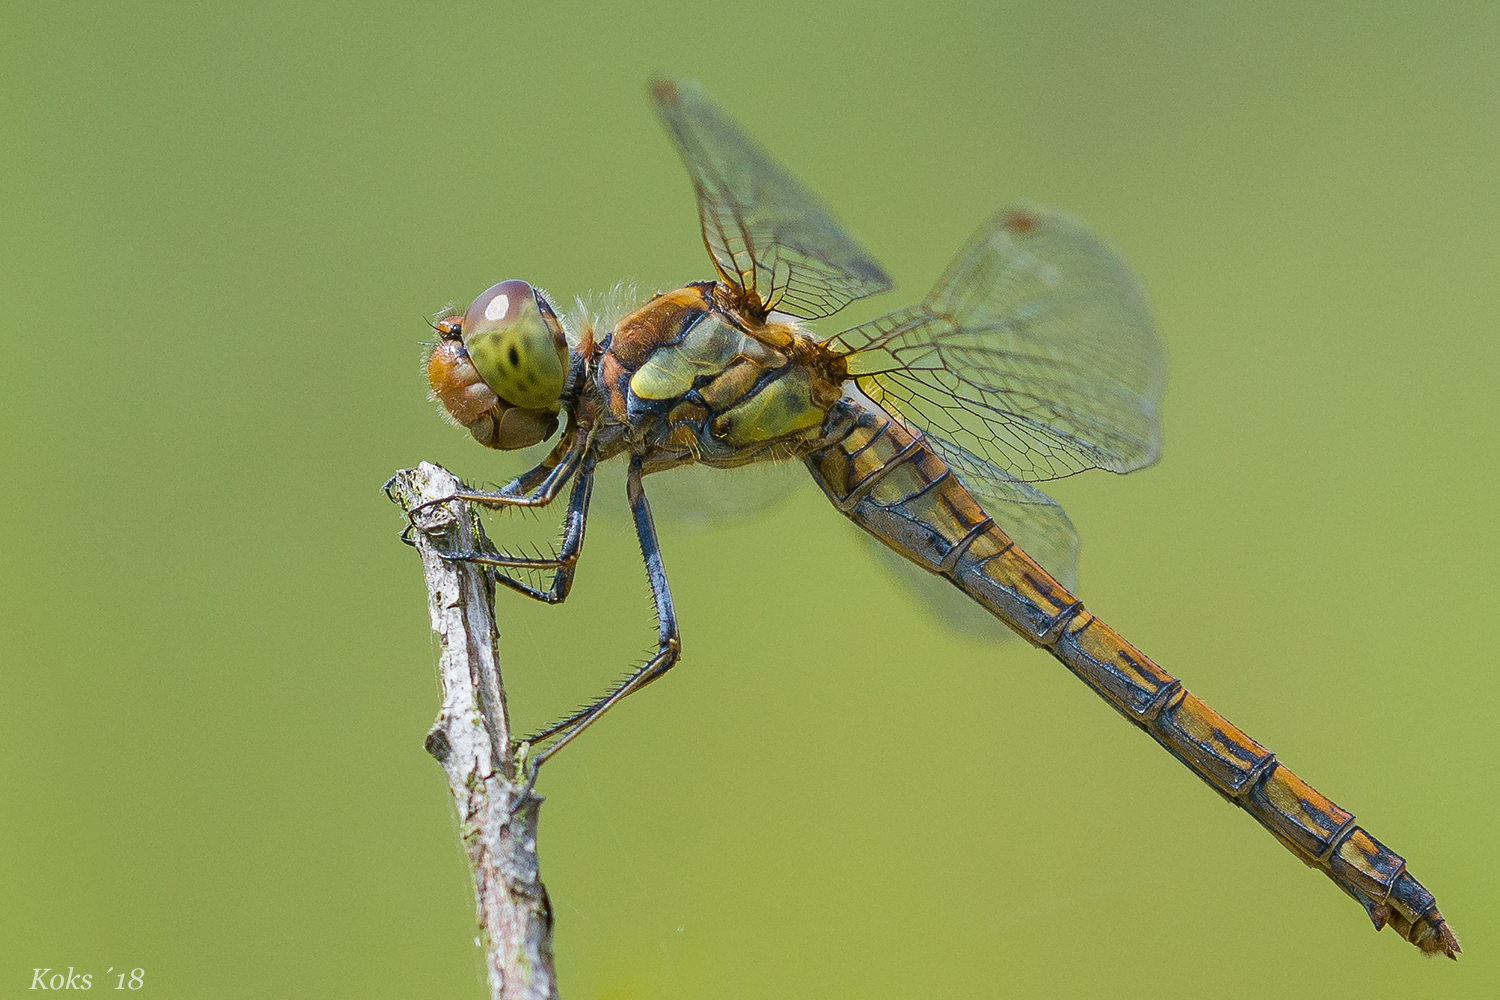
[446,452,597,605]
[518,454,680,773]
[399,429,585,537]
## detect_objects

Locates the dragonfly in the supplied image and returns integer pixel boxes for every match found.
[412,78,1459,958]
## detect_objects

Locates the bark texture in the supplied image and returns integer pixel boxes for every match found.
[387,463,558,1000]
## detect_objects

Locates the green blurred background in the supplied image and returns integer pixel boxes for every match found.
[2,2,1495,997]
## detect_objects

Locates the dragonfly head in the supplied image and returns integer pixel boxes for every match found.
[427,279,570,450]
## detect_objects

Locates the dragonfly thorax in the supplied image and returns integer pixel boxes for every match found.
[597,284,845,468]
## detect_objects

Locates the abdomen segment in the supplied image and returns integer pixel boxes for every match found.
[805,398,1459,957]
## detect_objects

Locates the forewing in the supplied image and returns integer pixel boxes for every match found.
[650,78,893,320]
[831,205,1164,482]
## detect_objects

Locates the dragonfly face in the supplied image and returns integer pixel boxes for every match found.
[427,279,570,450]
[411,79,1458,958]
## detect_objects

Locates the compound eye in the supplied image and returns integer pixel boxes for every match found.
[461,279,569,410]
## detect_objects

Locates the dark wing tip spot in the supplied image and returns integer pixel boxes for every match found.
[860,259,895,290]
[650,79,680,105]
[1004,209,1040,234]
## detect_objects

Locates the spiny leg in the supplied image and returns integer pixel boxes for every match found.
[453,452,597,605]
[521,454,681,772]
[403,429,586,532]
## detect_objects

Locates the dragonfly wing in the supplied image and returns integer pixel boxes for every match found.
[831,205,1164,481]
[650,78,893,320]
[592,457,810,533]
[640,459,809,531]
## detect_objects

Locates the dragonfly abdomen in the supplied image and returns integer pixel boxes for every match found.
[805,397,1459,957]
[1056,613,1457,955]
[806,398,1079,640]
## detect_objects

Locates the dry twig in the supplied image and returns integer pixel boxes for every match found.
[386,462,558,1000]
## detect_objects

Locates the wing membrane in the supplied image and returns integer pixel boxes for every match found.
[650,78,892,320]
[832,205,1165,482]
